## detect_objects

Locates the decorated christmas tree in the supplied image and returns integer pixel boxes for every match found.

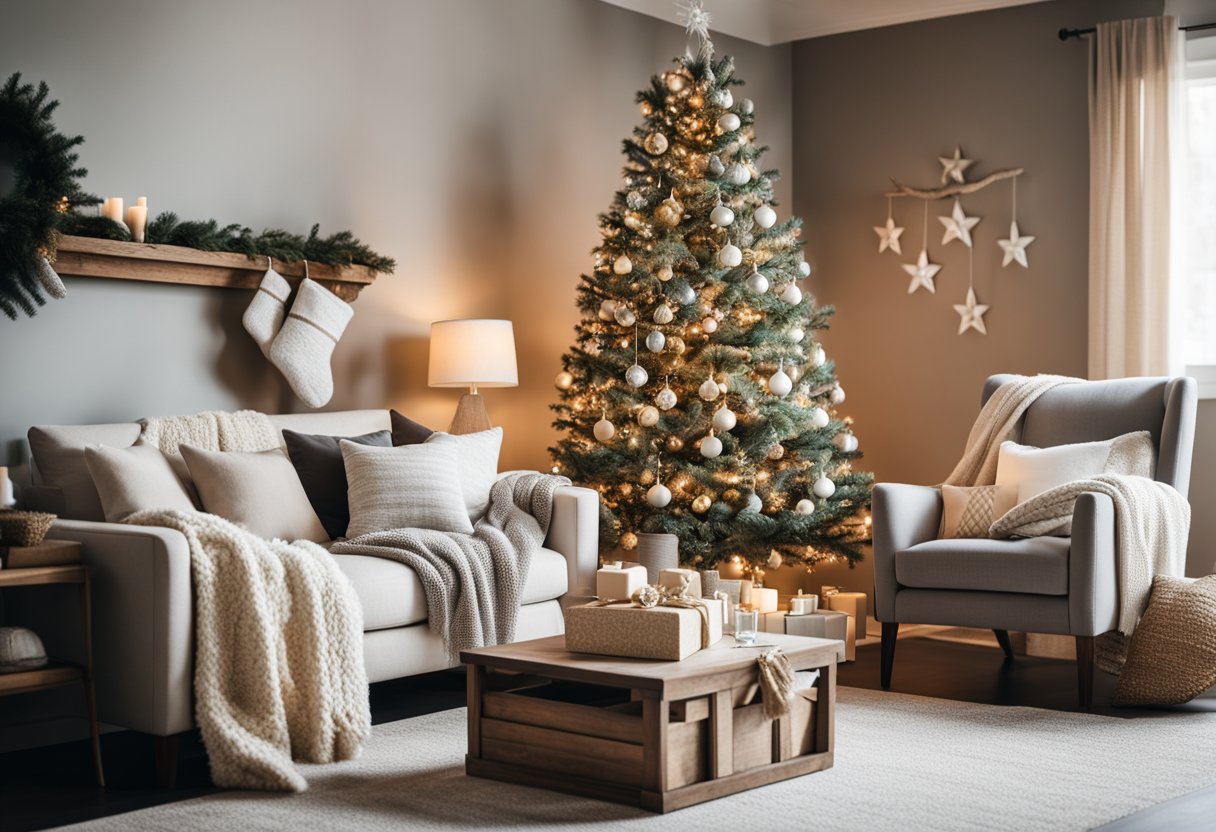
[550,14,872,571]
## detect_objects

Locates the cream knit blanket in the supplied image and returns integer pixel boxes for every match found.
[126,509,370,792]
[331,471,569,664]
[139,409,280,455]
[990,474,1190,635]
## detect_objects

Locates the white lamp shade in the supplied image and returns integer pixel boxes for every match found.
[428,319,519,388]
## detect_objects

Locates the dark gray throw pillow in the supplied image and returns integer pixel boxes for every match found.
[282,428,392,540]
[390,410,435,446]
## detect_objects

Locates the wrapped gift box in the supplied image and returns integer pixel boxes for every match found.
[565,598,724,661]
[658,568,702,599]
[760,609,850,661]
[596,562,648,600]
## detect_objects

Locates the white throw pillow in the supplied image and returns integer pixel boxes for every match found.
[341,434,474,537]
[84,443,198,523]
[424,427,503,523]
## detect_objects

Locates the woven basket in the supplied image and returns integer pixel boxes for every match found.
[0,510,57,547]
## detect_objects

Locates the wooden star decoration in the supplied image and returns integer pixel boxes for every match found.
[902,249,941,294]
[997,220,1035,268]
[954,287,990,335]
[939,146,974,185]
[938,199,980,248]
[874,216,904,255]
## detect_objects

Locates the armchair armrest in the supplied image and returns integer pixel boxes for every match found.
[872,484,942,621]
[1069,492,1118,637]
[544,485,599,606]
[41,519,194,736]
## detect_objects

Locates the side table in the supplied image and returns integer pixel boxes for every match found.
[0,564,105,786]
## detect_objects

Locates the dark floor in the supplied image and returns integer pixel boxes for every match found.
[1,635,1212,831]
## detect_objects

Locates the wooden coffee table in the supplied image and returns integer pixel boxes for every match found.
[461,632,839,813]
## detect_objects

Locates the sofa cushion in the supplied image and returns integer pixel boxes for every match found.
[333,546,569,631]
[84,443,199,522]
[342,436,474,537]
[390,410,434,446]
[896,537,1070,596]
[28,423,142,520]
[426,428,503,523]
[283,428,392,540]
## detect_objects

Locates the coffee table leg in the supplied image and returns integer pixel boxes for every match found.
[467,664,484,759]
[709,690,733,778]
[642,691,669,793]
[815,661,836,754]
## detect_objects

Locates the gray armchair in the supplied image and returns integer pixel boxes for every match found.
[872,375,1197,708]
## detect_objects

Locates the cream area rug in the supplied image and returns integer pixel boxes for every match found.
[65,688,1216,831]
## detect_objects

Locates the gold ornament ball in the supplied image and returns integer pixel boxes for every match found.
[621,531,639,550]
[723,488,741,504]
[666,436,685,453]
[768,444,785,460]
[644,132,669,155]
[620,483,634,497]
[692,495,712,513]
[654,197,683,228]
[666,73,687,93]
[624,211,645,231]
[554,371,573,390]
[640,100,653,116]
[688,93,704,109]
[640,469,656,485]
[669,335,686,354]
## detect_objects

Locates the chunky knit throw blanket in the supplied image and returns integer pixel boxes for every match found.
[126,509,370,792]
[139,409,280,455]
[989,474,1190,636]
[331,471,570,664]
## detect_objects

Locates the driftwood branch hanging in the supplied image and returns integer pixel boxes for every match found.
[885,168,1024,200]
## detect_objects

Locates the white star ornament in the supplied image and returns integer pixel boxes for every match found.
[954,288,990,335]
[874,216,904,255]
[939,146,974,185]
[902,250,941,294]
[997,220,1035,268]
[939,199,981,248]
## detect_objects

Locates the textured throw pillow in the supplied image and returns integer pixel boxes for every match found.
[180,445,328,542]
[425,427,503,523]
[341,435,474,537]
[1113,575,1216,706]
[283,428,392,540]
[994,431,1157,535]
[83,444,198,523]
[390,410,434,446]
[940,485,1001,539]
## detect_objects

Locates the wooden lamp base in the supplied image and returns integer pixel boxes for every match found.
[449,393,492,435]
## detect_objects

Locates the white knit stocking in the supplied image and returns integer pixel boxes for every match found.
[242,264,292,357]
[269,278,353,408]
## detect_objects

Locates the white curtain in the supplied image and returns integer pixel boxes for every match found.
[1088,16,1184,379]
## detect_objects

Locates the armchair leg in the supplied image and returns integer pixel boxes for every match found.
[993,629,1015,660]
[1075,636,1094,711]
[880,622,899,690]
[153,733,181,789]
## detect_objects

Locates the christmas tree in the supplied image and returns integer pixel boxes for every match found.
[550,20,872,571]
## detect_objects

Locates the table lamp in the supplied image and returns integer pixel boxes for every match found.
[428,319,518,434]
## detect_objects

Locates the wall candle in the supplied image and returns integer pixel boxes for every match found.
[108,197,124,226]
[126,205,147,243]
[136,196,147,207]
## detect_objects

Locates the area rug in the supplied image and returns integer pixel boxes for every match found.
[65,687,1216,831]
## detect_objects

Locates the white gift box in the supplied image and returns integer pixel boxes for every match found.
[658,567,702,599]
[596,562,648,600]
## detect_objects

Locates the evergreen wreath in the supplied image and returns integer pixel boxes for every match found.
[0,73,98,319]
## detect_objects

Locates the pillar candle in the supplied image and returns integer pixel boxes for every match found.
[108,197,123,224]
[752,587,779,613]
[739,579,753,607]
[126,205,147,243]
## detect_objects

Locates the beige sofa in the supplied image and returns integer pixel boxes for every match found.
[18,409,598,762]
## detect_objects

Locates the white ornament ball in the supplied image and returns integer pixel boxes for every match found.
[718,244,743,268]
[781,284,803,305]
[767,550,783,569]
[701,316,718,334]
[789,327,805,344]
[644,132,669,155]
[717,381,729,394]
[655,385,678,411]
[613,305,636,326]
[718,112,741,132]
[598,299,618,320]
[741,98,754,115]
[712,88,734,108]
[638,405,660,427]
[653,304,675,324]
[712,407,737,432]
[830,385,846,405]
[767,444,785,460]
[707,155,725,177]
[675,284,696,305]
[799,260,812,277]
[625,364,649,388]
[745,492,763,512]
[754,205,777,229]
[645,330,666,353]
[810,407,830,429]
[700,433,723,459]
[554,371,573,390]
[656,265,674,282]
[647,482,672,508]
[698,376,721,401]
[746,270,769,294]
[614,255,633,275]
[796,499,816,515]
[768,367,793,397]
[833,432,859,453]
[594,419,615,441]
[812,345,826,366]
[728,163,751,186]
[710,205,735,227]
[813,476,836,499]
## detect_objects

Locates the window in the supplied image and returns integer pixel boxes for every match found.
[1178,34,1216,394]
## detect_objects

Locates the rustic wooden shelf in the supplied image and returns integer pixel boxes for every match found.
[53,235,379,302]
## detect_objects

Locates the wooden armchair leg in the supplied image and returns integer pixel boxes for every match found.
[880,622,899,690]
[993,629,1015,660]
[1075,636,1094,711]
[153,733,182,789]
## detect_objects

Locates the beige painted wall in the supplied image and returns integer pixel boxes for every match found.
[0,0,791,479]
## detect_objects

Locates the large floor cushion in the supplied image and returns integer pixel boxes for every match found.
[335,547,569,631]
[895,537,1070,596]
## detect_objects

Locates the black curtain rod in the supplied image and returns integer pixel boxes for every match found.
[1059,21,1216,40]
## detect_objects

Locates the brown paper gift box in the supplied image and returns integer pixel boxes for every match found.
[565,599,724,661]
